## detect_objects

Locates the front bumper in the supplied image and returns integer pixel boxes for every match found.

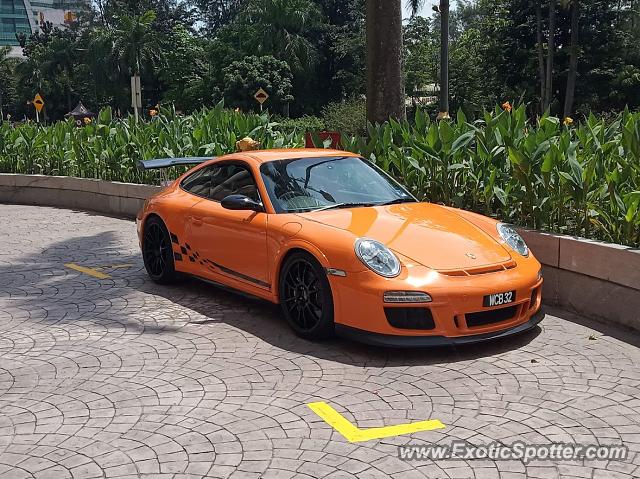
[329,259,543,343]
[336,307,545,347]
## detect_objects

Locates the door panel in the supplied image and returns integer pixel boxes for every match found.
[158,189,205,274]
[188,199,270,289]
[179,161,270,289]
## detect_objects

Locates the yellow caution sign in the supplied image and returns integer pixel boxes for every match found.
[32,93,44,113]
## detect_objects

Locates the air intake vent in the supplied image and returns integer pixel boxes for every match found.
[466,306,518,328]
[530,287,539,309]
[384,308,436,330]
[439,260,518,277]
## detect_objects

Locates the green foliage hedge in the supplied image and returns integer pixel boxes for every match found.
[1,104,639,247]
[0,104,301,185]
[345,106,640,247]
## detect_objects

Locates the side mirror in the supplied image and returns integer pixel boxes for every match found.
[221,194,264,212]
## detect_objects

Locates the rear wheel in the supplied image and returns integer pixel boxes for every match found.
[142,216,176,284]
[279,252,335,339]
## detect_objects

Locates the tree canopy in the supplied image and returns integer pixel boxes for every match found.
[1,0,638,122]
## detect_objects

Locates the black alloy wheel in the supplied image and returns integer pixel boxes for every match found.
[279,252,335,339]
[142,216,176,284]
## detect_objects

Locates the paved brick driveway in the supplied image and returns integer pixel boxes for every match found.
[1,204,639,479]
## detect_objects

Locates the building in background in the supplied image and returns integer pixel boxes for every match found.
[0,0,88,58]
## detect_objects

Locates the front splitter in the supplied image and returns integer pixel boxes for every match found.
[335,308,545,348]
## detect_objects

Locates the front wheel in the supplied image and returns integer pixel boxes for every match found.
[142,216,177,284]
[279,252,335,340]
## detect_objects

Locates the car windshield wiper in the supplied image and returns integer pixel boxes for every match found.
[378,198,418,206]
[314,202,377,212]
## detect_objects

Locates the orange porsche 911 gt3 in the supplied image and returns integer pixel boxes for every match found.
[136,149,544,346]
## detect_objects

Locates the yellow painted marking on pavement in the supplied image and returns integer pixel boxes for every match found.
[64,263,111,279]
[308,402,445,443]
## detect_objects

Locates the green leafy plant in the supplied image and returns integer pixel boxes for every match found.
[0,103,302,184]
[342,105,640,247]
[2,103,639,247]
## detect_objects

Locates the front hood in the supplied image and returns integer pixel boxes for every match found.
[297,203,512,270]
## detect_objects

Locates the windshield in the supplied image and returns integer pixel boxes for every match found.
[260,156,416,213]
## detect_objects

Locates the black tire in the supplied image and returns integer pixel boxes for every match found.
[142,216,177,284]
[279,251,335,340]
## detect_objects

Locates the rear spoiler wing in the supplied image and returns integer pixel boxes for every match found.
[136,157,214,171]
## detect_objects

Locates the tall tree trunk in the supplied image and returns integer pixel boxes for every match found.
[616,0,623,26]
[366,0,405,123]
[563,0,579,118]
[439,0,450,118]
[544,0,557,112]
[536,0,546,114]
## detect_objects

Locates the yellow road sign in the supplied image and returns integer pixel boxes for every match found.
[254,88,269,105]
[33,93,44,113]
[308,402,445,443]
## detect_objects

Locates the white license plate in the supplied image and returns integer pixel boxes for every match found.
[483,290,516,307]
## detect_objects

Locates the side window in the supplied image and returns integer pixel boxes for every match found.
[209,164,260,203]
[181,166,215,197]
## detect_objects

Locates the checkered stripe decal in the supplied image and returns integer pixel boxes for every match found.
[170,232,199,263]
[169,231,269,288]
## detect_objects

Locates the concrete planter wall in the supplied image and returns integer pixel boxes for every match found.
[0,174,161,218]
[518,229,639,331]
[1,173,638,331]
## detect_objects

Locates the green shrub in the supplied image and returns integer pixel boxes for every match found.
[321,98,367,136]
[274,115,325,133]
[1,103,639,247]
[342,105,640,247]
[0,103,302,184]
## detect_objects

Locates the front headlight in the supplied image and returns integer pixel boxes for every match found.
[355,238,401,278]
[497,223,529,257]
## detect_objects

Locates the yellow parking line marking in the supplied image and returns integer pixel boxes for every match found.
[64,263,111,279]
[308,402,445,443]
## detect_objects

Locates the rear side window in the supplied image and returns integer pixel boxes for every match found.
[181,166,214,197]
[181,163,260,203]
[209,164,259,202]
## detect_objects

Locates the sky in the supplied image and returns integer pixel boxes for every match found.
[402,0,440,19]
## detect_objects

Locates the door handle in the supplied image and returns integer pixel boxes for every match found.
[192,217,203,226]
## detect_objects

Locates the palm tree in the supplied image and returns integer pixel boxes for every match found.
[0,46,14,120]
[544,0,557,112]
[437,0,449,118]
[110,10,160,77]
[562,0,579,118]
[536,0,546,113]
[409,0,449,119]
[40,34,78,112]
[366,0,405,123]
[92,10,160,118]
[242,0,323,72]
[195,0,245,34]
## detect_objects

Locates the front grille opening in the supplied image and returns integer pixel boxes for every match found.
[465,305,518,328]
[385,307,435,330]
[530,287,539,310]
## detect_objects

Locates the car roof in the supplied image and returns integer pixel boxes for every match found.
[239,148,360,164]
